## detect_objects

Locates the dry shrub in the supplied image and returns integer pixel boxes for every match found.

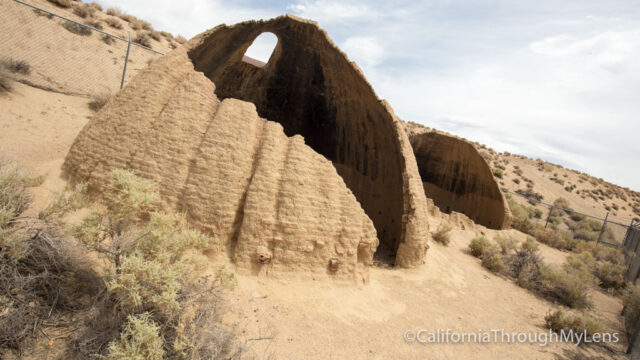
[72,3,94,18]
[539,264,595,308]
[566,247,626,290]
[89,93,111,111]
[159,31,174,40]
[0,70,12,93]
[481,247,505,273]
[149,31,161,42]
[102,34,115,45]
[1,58,31,75]
[134,33,152,48]
[106,7,121,16]
[63,21,93,36]
[530,226,577,251]
[469,236,490,257]
[431,224,452,246]
[47,0,72,8]
[33,8,54,19]
[495,235,517,255]
[176,35,187,44]
[85,19,103,30]
[89,1,103,11]
[105,313,164,360]
[70,170,238,358]
[105,17,123,29]
[492,168,504,179]
[545,309,605,337]
[0,162,95,355]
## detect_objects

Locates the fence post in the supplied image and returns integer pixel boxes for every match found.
[596,212,609,244]
[120,32,132,89]
[544,206,554,229]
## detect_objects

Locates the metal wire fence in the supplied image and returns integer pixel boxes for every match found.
[502,187,635,248]
[0,0,170,97]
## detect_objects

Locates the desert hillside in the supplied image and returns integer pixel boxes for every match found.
[1,1,639,359]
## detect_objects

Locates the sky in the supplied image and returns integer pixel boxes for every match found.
[96,0,640,191]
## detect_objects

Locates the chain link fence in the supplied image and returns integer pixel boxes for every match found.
[503,188,635,248]
[0,0,172,97]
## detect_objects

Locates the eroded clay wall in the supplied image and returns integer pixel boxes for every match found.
[187,15,430,266]
[409,131,511,229]
[63,46,378,281]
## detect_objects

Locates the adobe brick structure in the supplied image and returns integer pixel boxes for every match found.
[63,15,431,279]
[408,130,512,229]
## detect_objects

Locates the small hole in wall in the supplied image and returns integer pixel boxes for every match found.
[243,32,278,68]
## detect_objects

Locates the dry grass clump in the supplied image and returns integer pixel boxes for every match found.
[495,235,517,254]
[134,33,152,48]
[545,309,606,337]
[72,3,95,18]
[63,21,93,36]
[481,247,505,273]
[89,93,111,111]
[88,1,103,11]
[47,0,72,8]
[530,226,577,251]
[102,34,115,45]
[106,7,121,16]
[176,35,187,44]
[148,30,162,42]
[1,58,31,75]
[84,19,103,30]
[431,224,452,246]
[105,17,123,29]
[469,236,490,257]
[0,70,11,93]
[492,168,504,179]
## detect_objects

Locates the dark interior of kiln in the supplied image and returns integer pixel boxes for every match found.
[410,133,507,229]
[187,23,407,264]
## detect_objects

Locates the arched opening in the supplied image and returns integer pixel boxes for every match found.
[409,132,508,229]
[242,32,277,68]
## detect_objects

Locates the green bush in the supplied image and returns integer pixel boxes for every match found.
[431,224,452,246]
[492,168,504,179]
[106,313,164,360]
[530,226,577,251]
[539,264,595,308]
[469,236,490,257]
[72,169,236,358]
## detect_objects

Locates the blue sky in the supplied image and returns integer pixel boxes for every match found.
[96,0,640,190]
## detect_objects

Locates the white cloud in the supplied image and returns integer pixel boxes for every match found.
[287,1,379,23]
[96,0,277,37]
[342,36,385,69]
